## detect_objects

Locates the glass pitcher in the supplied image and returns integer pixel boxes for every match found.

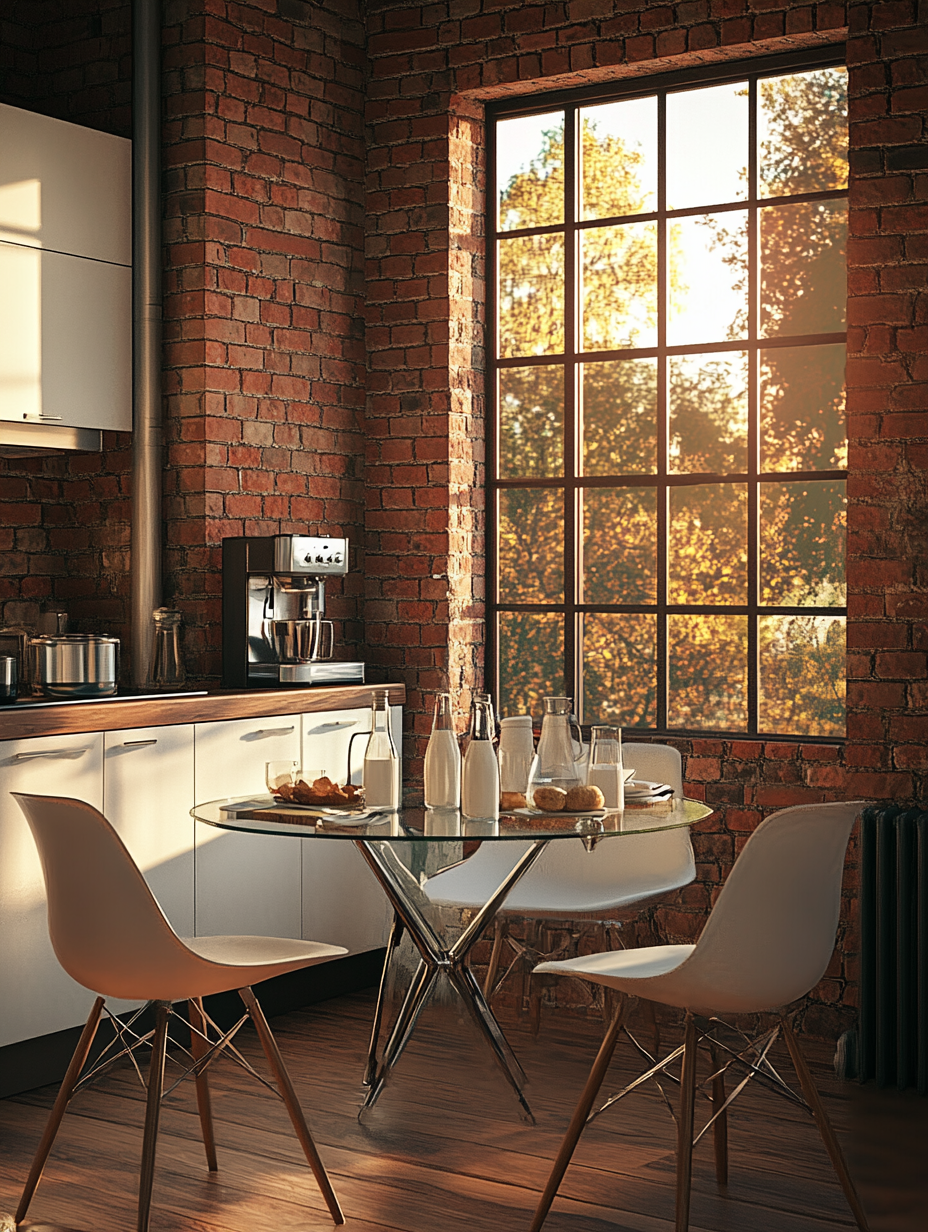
[527,696,582,807]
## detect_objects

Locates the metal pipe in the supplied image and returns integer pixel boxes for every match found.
[130,0,163,686]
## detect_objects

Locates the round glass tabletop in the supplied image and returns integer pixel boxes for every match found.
[191,795,713,841]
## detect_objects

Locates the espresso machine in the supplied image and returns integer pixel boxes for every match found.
[222,534,365,688]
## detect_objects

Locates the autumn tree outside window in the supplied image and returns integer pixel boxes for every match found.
[488,52,848,739]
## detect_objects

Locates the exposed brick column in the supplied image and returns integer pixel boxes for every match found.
[845,0,928,801]
[162,0,367,680]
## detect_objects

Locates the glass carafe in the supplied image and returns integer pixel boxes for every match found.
[363,689,401,809]
[586,725,624,810]
[527,696,582,807]
[148,608,186,691]
[424,691,461,810]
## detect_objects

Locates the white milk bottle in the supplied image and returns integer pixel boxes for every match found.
[363,688,401,809]
[462,693,500,821]
[424,691,461,809]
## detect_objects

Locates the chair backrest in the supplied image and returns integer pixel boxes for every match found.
[13,793,201,1000]
[427,744,694,914]
[623,743,684,797]
[667,801,865,1014]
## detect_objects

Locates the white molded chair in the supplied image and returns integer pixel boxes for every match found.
[425,743,693,1005]
[12,793,348,1231]
[528,800,871,1232]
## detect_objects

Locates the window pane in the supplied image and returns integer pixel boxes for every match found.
[670,352,748,474]
[498,234,564,358]
[669,483,747,604]
[583,488,657,604]
[668,212,748,346]
[760,480,846,606]
[761,343,846,472]
[582,221,657,351]
[760,200,846,337]
[582,358,657,476]
[582,613,657,728]
[499,366,563,479]
[497,112,564,231]
[581,96,657,220]
[759,614,845,736]
[499,611,564,716]
[667,81,749,210]
[498,488,564,603]
[669,614,747,729]
[759,68,848,198]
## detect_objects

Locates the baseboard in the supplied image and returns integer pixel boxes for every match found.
[0,948,385,1100]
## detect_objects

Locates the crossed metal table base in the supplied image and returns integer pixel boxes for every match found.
[353,836,551,1123]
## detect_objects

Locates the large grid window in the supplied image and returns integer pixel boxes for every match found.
[489,53,848,738]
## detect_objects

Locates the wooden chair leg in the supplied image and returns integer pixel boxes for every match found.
[528,996,630,1232]
[16,996,105,1224]
[188,998,219,1171]
[137,1001,170,1232]
[239,986,345,1225]
[709,1039,728,1187]
[780,1016,870,1232]
[675,1012,698,1232]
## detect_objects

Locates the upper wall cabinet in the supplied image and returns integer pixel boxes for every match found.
[0,103,132,434]
[0,103,131,265]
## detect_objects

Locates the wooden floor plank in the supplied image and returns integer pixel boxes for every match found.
[1,988,923,1232]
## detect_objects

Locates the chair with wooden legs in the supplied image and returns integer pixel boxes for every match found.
[12,792,348,1232]
[528,799,871,1232]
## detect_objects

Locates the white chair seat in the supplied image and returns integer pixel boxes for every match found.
[537,943,694,985]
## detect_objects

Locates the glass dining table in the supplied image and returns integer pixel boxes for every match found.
[191,795,713,1123]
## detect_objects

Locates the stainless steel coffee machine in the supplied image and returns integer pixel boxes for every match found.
[222,534,365,688]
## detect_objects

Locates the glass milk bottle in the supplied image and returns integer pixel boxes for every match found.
[462,693,500,821]
[363,689,401,809]
[587,725,624,810]
[424,691,461,809]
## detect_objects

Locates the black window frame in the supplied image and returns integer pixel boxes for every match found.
[486,45,848,741]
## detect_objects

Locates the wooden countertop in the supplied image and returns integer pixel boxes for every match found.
[0,683,406,742]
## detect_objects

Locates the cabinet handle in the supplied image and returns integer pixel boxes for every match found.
[13,747,90,761]
[122,739,157,748]
[252,726,295,737]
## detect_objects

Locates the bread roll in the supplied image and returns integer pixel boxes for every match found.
[532,786,568,812]
[500,791,528,810]
[565,784,605,811]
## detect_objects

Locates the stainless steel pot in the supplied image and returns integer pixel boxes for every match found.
[32,635,120,698]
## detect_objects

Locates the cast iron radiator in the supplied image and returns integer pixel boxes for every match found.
[858,803,928,1092]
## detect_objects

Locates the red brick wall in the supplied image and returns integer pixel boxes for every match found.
[362,0,927,1033]
[161,0,368,679]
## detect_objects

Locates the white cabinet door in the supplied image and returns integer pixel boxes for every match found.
[103,724,195,937]
[0,241,132,430]
[0,734,103,1048]
[300,708,394,955]
[194,716,302,939]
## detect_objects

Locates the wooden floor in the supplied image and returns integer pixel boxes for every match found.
[0,988,925,1232]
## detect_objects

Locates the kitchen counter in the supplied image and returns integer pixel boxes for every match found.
[0,682,406,742]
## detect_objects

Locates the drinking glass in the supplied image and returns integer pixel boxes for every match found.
[265,760,300,793]
[586,725,624,809]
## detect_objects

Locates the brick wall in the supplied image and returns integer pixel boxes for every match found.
[161,0,368,678]
[362,0,927,1033]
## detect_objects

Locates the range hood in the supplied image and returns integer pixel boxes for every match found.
[0,420,101,458]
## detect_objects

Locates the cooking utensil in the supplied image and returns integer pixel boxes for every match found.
[32,634,120,698]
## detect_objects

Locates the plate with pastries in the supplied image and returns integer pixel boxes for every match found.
[502,783,608,818]
[272,775,366,811]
